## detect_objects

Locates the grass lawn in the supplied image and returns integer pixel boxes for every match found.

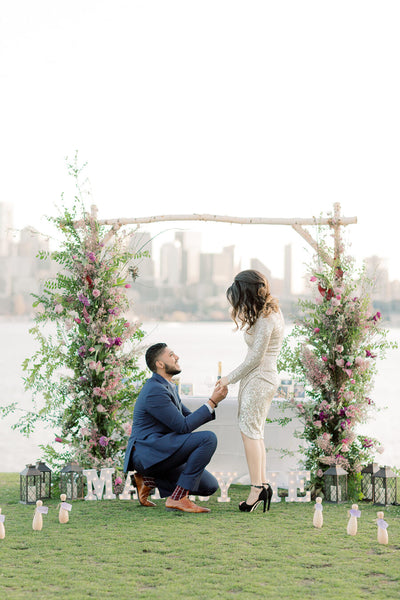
[0,473,400,600]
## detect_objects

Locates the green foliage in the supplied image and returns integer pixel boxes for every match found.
[278,228,397,499]
[1,156,147,473]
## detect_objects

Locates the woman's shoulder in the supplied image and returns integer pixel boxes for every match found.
[256,309,284,328]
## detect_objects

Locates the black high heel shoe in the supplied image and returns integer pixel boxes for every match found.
[239,485,269,513]
[262,483,273,512]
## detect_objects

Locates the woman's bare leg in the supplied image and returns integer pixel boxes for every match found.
[241,432,263,503]
[259,438,267,484]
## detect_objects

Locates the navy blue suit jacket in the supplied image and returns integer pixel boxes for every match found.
[123,372,216,472]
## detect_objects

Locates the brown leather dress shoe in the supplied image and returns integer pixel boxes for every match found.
[133,473,156,507]
[165,495,211,513]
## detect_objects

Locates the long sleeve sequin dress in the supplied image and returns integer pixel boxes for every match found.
[226,310,285,439]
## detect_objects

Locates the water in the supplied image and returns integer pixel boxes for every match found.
[1,319,399,472]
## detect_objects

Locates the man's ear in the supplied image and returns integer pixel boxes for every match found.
[155,360,164,370]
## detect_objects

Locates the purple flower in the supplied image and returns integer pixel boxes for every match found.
[113,337,122,346]
[78,293,90,306]
[362,437,374,448]
[372,311,381,322]
[99,436,109,447]
[78,346,86,357]
[87,252,96,262]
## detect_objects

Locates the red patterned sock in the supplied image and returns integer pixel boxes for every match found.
[143,476,156,488]
[170,485,188,500]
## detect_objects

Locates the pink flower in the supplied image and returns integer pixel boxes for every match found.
[96,404,106,413]
[322,356,328,362]
[114,476,123,486]
[54,304,63,313]
[55,436,64,443]
[335,345,344,353]
[80,427,90,436]
[125,284,131,288]
[88,361,97,370]
[336,358,345,367]
[313,420,322,428]
[93,289,101,298]
[344,369,353,377]
[314,328,320,333]
[99,436,109,447]
[310,276,317,282]
[122,422,132,436]
[317,469,323,478]
[74,317,81,324]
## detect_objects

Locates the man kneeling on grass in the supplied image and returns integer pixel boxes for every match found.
[124,343,228,513]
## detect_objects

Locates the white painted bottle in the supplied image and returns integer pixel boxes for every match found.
[313,497,323,528]
[32,500,43,531]
[347,504,360,536]
[0,508,5,539]
[59,494,69,524]
[376,511,389,545]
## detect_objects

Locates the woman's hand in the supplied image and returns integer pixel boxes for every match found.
[216,376,228,388]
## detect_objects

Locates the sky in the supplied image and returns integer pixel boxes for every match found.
[1,1,400,292]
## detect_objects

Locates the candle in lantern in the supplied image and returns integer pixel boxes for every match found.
[376,488,386,504]
[28,486,36,503]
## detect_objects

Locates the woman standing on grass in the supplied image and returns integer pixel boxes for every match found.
[217,270,284,512]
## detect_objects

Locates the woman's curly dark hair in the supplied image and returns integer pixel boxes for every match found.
[226,269,279,330]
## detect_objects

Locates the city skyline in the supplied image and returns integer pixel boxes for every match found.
[1,205,399,322]
[1,3,400,288]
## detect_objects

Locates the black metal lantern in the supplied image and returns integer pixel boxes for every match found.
[361,463,379,501]
[60,461,84,500]
[35,461,52,499]
[20,464,42,504]
[323,465,348,502]
[372,466,398,506]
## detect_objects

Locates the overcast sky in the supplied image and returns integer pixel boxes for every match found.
[1,1,400,290]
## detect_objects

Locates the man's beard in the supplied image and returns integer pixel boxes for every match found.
[165,365,181,376]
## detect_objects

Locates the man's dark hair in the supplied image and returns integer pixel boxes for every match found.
[145,343,167,372]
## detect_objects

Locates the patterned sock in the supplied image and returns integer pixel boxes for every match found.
[170,485,188,500]
[143,476,156,488]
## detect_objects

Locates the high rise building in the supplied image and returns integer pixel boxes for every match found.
[364,255,390,300]
[284,244,292,297]
[175,231,201,285]
[0,202,13,256]
[160,241,182,285]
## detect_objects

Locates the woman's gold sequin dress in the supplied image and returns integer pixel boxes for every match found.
[226,310,285,439]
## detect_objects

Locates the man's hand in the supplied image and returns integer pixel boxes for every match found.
[209,382,228,407]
